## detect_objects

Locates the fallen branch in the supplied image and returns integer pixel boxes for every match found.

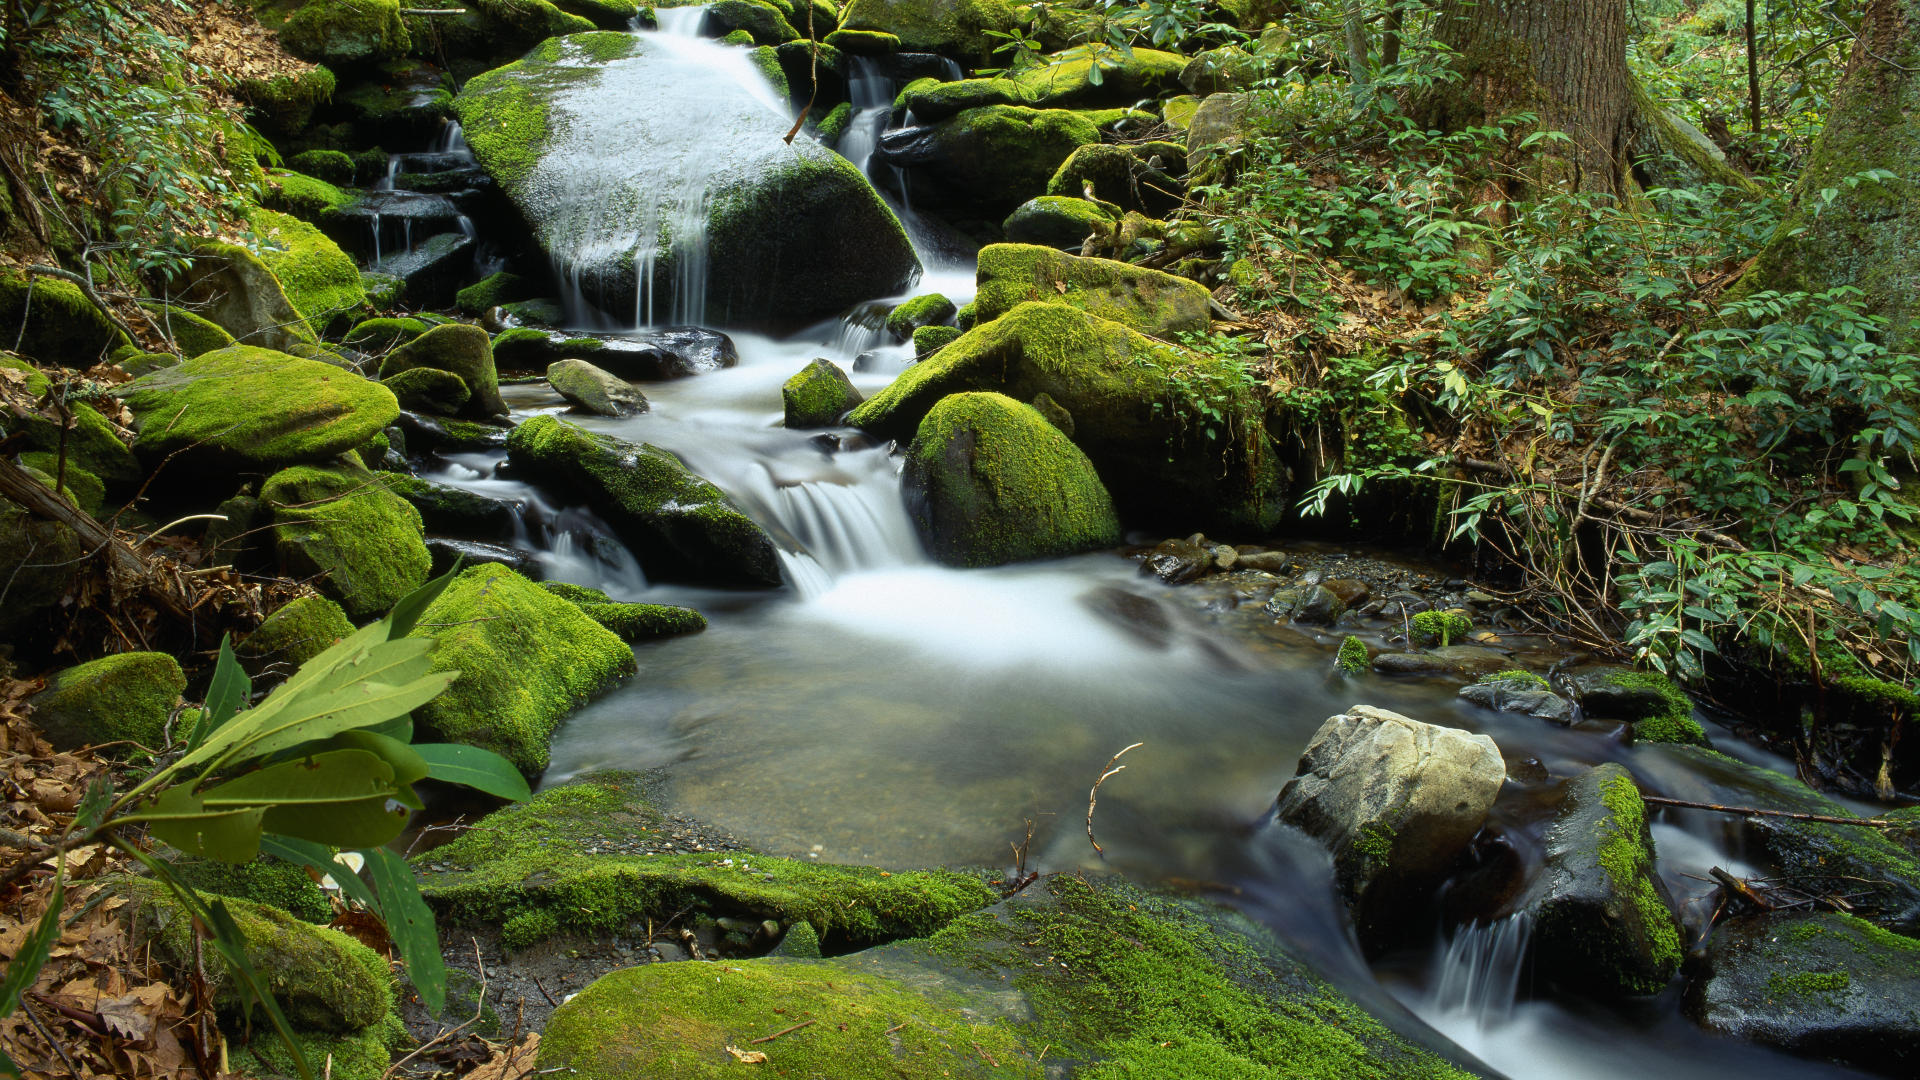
[750,1018,815,1044]
[0,455,190,619]
[1642,794,1899,828]
[1708,866,1776,911]
[1086,742,1143,858]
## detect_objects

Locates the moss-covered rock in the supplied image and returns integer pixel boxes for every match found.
[835,0,1015,60]
[1566,667,1708,745]
[551,0,644,29]
[0,503,80,640]
[873,105,1101,217]
[454,270,538,314]
[782,357,863,428]
[822,27,898,53]
[168,855,335,924]
[973,243,1209,339]
[343,315,430,351]
[383,365,471,416]
[278,0,411,65]
[1524,763,1683,997]
[19,456,105,515]
[28,652,185,753]
[147,304,238,358]
[15,401,141,491]
[1180,44,1269,95]
[505,415,782,586]
[117,346,399,472]
[236,1022,399,1080]
[409,566,635,776]
[579,602,707,640]
[902,392,1120,567]
[262,169,356,222]
[0,273,130,367]
[707,0,798,43]
[378,323,508,418]
[1045,141,1186,217]
[538,872,1480,1080]
[289,148,356,184]
[415,772,995,946]
[1001,195,1113,249]
[547,358,648,417]
[248,207,371,337]
[884,293,955,339]
[174,238,318,352]
[1162,93,1201,130]
[239,66,340,132]
[851,302,1283,533]
[913,324,961,357]
[1009,43,1187,109]
[238,594,356,675]
[263,463,431,619]
[897,76,1024,120]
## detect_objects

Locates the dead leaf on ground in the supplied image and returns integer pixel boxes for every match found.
[465,1033,542,1080]
[726,1045,770,1064]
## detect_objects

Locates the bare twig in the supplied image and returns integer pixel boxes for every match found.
[750,1018,816,1044]
[1642,794,1898,828]
[1086,742,1143,858]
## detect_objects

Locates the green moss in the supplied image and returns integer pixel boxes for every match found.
[954,301,976,330]
[1766,970,1852,999]
[1351,821,1395,866]
[147,304,238,358]
[247,207,369,336]
[812,100,854,146]
[538,580,611,604]
[1336,635,1369,675]
[1410,610,1471,647]
[0,272,130,367]
[15,400,139,490]
[1008,44,1188,109]
[929,105,1102,211]
[28,652,185,753]
[1162,94,1201,130]
[822,28,899,53]
[1477,668,1549,690]
[885,293,955,339]
[415,773,996,945]
[783,358,863,427]
[168,856,334,924]
[578,601,706,641]
[344,316,429,350]
[263,169,355,222]
[236,1020,399,1080]
[453,35,642,199]
[1596,773,1684,984]
[1001,195,1114,248]
[0,355,50,396]
[913,324,960,357]
[238,594,356,674]
[384,366,471,416]
[359,271,403,310]
[836,0,1013,57]
[1607,670,1709,746]
[263,463,430,619]
[454,271,536,315]
[775,919,821,958]
[903,392,1121,567]
[279,0,411,66]
[410,565,636,776]
[973,243,1209,339]
[20,457,104,515]
[239,62,336,130]
[288,149,355,185]
[379,323,506,417]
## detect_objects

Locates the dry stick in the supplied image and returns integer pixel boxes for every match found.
[750,1019,816,1044]
[1085,742,1143,858]
[783,4,819,143]
[883,1021,908,1035]
[0,456,190,618]
[19,998,81,1080]
[1708,866,1775,911]
[1642,794,1900,829]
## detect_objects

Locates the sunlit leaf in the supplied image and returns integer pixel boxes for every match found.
[415,744,533,802]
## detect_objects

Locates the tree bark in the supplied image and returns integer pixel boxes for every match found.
[1733,0,1920,352]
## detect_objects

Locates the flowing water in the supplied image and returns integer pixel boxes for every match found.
[428,13,1886,1078]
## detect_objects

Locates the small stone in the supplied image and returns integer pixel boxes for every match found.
[548,359,649,417]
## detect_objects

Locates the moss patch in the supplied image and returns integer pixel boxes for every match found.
[263,463,431,619]
[579,602,706,641]
[28,652,185,753]
[782,357,863,428]
[168,855,334,924]
[247,207,369,337]
[1596,771,1684,985]
[238,593,356,675]
[1336,635,1369,675]
[973,243,1209,339]
[0,272,130,367]
[1410,610,1471,647]
[884,293,955,339]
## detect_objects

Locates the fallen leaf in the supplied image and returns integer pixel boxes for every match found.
[95,985,168,1040]
[726,1046,770,1064]
[465,1033,542,1080]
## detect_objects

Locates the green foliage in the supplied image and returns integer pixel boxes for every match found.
[1410,610,1469,647]
[1334,634,1368,675]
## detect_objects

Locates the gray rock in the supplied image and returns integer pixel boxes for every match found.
[1141,537,1213,584]
[1276,706,1505,943]
[385,475,519,540]
[1523,763,1683,997]
[549,359,648,417]
[1236,550,1291,574]
[322,191,464,261]
[1458,681,1573,723]
[426,537,539,579]
[1372,645,1513,678]
[1686,911,1920,1074]
[370,232,475,311]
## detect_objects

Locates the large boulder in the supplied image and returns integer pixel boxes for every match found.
[262,463,432,619]
[378,323,509,418]
[277,0,412,66]
[1002,195,1115,249]
[0,273,129,367]
[1685,911,1920,1075]
[536,872,1485,1079]
[174,240,320,352]
[505,415,781,586]
[902,392,1120,567]
[409,566,635,777]
[873,105,1103,217]
[116,346,399,472]
[973,243,1211,338]
[1046,141,1187,217]
[1522,763,1684,997]
[453,32,917,323]
[247,208,370,337]
[1006,44,1187,108]
[849,302,1285,533]
[29,652,186,753]
[782,357,862,428]
[1275,706,1505,944]
[834,0,1016,60]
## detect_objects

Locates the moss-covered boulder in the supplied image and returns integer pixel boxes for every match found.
[415,772,995,948]
[383,365,471,416]
[117,346,399,472]
[263,463,431,619]
[835,0,1015,60]
[289,148,356,184]
[1565,668,1709,745]
[897,76,1025,120]
[974,244,1210,339]
[1045,141,1186,217]
[249,207,370,337]
[538,872,1481,1080]
[1685,911,1920,1073]
[454,270,539,314]
[452,32,918,322]
[0,273,130,367]
[706,0,798,43]
[505,415,782,586]
[548,358,648,416]
[0,504,81,639]
[410,566,635,776]
[147,304,238,358]
[1008,43,1187,109]
[1002,195,1114,248]
[782,357,863,427]
[873,105,1101,217]
[278,0,411,66]
[262,169,355,223]
[344,315,430,351]
[238,594,356,675]
[902,392,1119,567]
[1523,763,1683,997]
[378,323,509,418]
[913,324,961,357]
[1180,44,1269,95]
[579,601,706,641]
[884,293,955,339]
[850,302,1284,533]
[20,456,105,515]
[15,400,141,491]
[823,27,898,53]
[175,239,320,352]
[28,652,185,753]
[168,855,335,924]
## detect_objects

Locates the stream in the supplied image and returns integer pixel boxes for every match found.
[391,12,1882,1079]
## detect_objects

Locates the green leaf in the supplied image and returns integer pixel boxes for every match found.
[386,563,463,641]
[331,730,429,787]
[190,665,455,777]
[193,635,250,753]
[130,786,266,863]
[415,744,533,802]
[261,794,411,850]
[365,849,446,1016]
[261,835,377,909]
[202,749,399,808]
[0,865,62,1018]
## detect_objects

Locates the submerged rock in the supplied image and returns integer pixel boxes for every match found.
[453,33,918,322]
[29,652,185,753]
[782,357,862,428]
[1275,705,1505,943]
[1685,911,1920,1075]
[1523,763,1684,997]
[902,392,1121,567]
[1458,670,1572,722]
[505,415,781,586]
[548,358,649,416]
[973,243,1210,339]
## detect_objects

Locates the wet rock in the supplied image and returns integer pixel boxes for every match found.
[426,537,540,578]
[1565,666,1707,745]
[380,322,509,419]
[1275,705,1505,945]
[1236,550,1291,574]
[1458,673,1572,723]
[1371,645,1513,678]
[321,190,464,261]
[1524,763,1684,997]
[1080,585,1173,649]
[1685,911,1920,1075]
[782,358,862,428]
[1268,583,1345,625]
[1141,536,1214,584]
[384,475,517,540]
[548,359,649,417]
[393,411,509,453]
[492,327,738,380]
[1321,577,1371,608]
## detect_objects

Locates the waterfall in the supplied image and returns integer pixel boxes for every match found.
[1428,914,1532,1030]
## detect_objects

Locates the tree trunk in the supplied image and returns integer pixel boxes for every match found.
[1733,0,1920,352]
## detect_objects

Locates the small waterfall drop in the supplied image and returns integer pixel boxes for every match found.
[1428,914,1532,1030]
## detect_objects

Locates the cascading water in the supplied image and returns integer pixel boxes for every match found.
[1428,914,1532,1029]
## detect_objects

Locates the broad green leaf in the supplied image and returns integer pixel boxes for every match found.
[202,749,398,808]
[131,787,266,864]
[332,731,429,787]
[261,794,410,849]
[202,898,312,1080]
[415,744,532,802]
[0,865,62,1018]
[196,669,456,775]
[365,849,446,1016]
[193,635,250,753]
[262,836,377,909]
[386,563,462,641]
